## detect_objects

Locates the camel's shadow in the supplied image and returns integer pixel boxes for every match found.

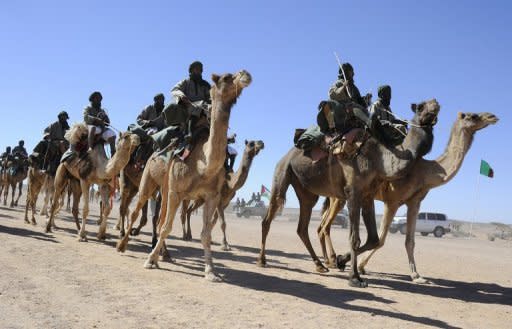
[367,271,512,306]
[0,223,60,243]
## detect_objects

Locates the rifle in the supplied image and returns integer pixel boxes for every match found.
[334,51,352,98]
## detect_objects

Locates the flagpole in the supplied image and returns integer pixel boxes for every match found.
[470,169,481,238]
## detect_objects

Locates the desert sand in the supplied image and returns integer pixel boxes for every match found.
[0,199,510,329]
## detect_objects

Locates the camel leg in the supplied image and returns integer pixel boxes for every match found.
[14,180,23,206]
[117,175,136,237]
[318,197,343,268]
[405,199,429,284]
[134,201,149,234]
[356,197,379,254]
[97,183,111,240]
[77,181,90,242]
[257,166,290,267]
[69,178,81,231]
[291,179,325,273]
[338,187,367,288]
[45,166,68,233]
[218,207,231,251]
[9,182,16,208]
[180,200,190,240]
[144,191,181,269]
[358,203,399,274]
[116,179,157,252]
[201,195,223,282]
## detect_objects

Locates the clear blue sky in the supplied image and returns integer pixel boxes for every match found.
[1,1,510,223]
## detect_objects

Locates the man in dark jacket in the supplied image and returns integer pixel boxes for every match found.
[137,93,166,135]
[83,91,116,156]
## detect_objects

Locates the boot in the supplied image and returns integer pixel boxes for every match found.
[109,140,116,157]
[88,128,95,152]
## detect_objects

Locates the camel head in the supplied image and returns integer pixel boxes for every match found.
[456,112,499,133]
[244,139,265,158]
[411,99,440,127]
[116,131,141,154]
[65,123,88,144]
[210,70,252,109]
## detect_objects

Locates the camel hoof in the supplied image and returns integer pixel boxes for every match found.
[221,244,231,251]
[256,258,267,268]
[45,227,52,234]
[97,234,106,241]
[412,276,430,284]
[78,236,88,242]
[116,240,127,253]
[96,219,101,225]
[358,266,367,275]
[336,255,348,271]
[316,264,329,273]
[130,228,140,236]
[31,220,37,226]
[144,259,159,269]
[348,278,368,288]
[24,219,30,224]
[114,224,120,231]
[161,251,174,263]
[205,272,222,282]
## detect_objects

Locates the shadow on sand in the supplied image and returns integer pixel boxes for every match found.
[0,223,60,243]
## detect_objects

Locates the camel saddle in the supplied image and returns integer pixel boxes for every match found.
[295,126,367,161]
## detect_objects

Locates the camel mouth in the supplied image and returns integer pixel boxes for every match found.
[236,70,252,87]
[483,113,499,124]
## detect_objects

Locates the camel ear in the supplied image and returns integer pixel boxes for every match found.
[212,74,220,85]
[458,112,466,119]
[411,103,417,113]
[245,139,248,145]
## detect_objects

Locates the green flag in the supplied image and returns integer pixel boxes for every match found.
[480,160,494,178]
[261,185,271,199]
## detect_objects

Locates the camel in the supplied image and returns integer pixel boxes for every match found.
[24,169,82,229]
[2,160,28,207]
[317,111,498,283]
[258,100,440,287]
[115,139,155,237]
[45,124,140,241]
[139,70,252,282]
[180,139,265,250]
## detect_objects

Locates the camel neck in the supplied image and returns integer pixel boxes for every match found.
[104,145,131,179]
[229,151,254,191]
[379,122,433,180]
[431,123,474,186]
[203,99,232,177]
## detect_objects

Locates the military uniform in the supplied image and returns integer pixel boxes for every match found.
[44,120,69,141]
[369,86,407,146]
[83,105,116,141]
[137,104,165,134]
[12,145,28,159]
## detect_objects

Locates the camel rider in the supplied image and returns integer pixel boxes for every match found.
[137,93,166,135]
[369,85,407,146]
[1,146,13,172]
[35,111,70,172]
[318,63,373,136]
[225,133,237,172]
[12,140,28,159]
[164,61,211,142]
[83,91,116,156]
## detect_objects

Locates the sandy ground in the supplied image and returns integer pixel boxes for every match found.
[0,199,511,329]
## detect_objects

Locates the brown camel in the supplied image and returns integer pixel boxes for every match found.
[115,139,155,237]
[45,124,140,241]
[317,111,498,283]
[258,100,440,287]
[2,160,28,207]
[142,70,252,282]
[180,139,265,250]
[24,168,82,229]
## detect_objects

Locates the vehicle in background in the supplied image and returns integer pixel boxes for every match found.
[332,209,348,228]
[236,200,267,219]
[389,212,451,237]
